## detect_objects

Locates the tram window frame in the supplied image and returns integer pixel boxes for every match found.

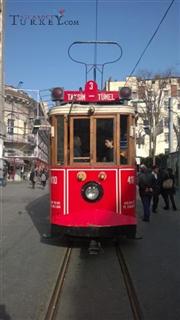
[69,115,117,165]
[94,116,117,164]
[70,117,91,165]
[51,113,133,166]
[56,115,65,165]
[119,114,129,165]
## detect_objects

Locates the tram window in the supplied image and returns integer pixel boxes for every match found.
[120,115,128,164]
[57,116,64,164]
[96,119,114,162]
[73,119,90,162]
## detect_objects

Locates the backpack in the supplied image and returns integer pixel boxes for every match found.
[41,173,46,182]
[162,178,173,189]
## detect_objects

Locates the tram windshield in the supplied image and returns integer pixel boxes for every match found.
[96,118,114,162]
[53,113,134,166]
[73,119,90,162]
[120,115,128,165]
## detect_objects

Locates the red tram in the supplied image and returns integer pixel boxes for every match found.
[48,42,137,239]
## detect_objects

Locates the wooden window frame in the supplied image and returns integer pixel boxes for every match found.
[50,112,135,166]
[69,116,91,166]
[94,115,117,165]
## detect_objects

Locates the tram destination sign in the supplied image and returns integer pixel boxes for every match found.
[64,80,120,102]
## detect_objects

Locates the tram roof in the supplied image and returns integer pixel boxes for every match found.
[48,103,135,116]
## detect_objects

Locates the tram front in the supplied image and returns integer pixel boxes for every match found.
[49,80,137,238]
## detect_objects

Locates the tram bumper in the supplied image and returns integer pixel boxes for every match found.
[51,209,137,238]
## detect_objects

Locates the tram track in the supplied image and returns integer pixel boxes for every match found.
[43,242,143,320]
[44,247,72,320]
[116,245,144,320]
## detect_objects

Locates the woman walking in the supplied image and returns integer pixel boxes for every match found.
[161,168,177,211]
[138,164,155,222]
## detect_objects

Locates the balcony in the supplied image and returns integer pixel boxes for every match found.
[4,133,35,146]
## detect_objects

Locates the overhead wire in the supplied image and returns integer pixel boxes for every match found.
[94,0,98,81]
[125,0,175,85]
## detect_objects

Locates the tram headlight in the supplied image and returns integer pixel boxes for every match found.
[81,182,103,202]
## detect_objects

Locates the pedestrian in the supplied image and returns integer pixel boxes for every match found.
[138,164,155,222]
[161,168,177,211]
[29,169,36,189]
[151,165,161,213]
[20,167,24,180]
[41,170,47,188]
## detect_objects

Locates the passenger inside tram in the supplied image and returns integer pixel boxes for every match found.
[74,136,82,157]
[104,138,114,162]
[96,118,114,162]
[120,150,128,164]
[73,119,90,162]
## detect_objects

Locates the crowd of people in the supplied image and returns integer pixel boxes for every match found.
[29,168,48,189]
[138,164,177,222]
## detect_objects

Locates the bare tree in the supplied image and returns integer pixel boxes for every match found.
[136,71,173,163]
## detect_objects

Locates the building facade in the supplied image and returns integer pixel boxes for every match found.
[4,85,49,181]
[106,76,180,161]
[0,0,5,185]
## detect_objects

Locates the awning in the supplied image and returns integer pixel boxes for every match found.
[5,158,25,165]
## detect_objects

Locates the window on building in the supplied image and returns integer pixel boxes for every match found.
[164,90,169,97]
[164,133,169,143]
[164,100,168,110]
[177,103,180,110]
[177,90,180,97]
[7,119,15,134]
[138,86,145,99]
[24,122,27,137]
[171,85,177,97]
[164,117,169,127]
[132,91,138,99]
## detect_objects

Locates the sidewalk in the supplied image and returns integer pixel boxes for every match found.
[136,186,179,229]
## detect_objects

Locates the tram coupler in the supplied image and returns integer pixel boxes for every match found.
[88,239,101,255]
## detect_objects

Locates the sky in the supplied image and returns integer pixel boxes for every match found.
[4,0,180,96]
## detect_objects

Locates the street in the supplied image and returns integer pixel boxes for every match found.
[0,181,66,320]
[0,181,180,319]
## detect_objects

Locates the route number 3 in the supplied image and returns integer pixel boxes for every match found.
[88,81,94,90]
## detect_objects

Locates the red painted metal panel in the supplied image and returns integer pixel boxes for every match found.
[120,169,136,216]
[50,167,137,227]
[50,169,65,224]
[67,169,117,215]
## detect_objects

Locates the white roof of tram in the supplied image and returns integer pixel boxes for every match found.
[49,103,135,116]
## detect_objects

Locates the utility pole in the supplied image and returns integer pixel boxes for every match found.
[0,0,5,186]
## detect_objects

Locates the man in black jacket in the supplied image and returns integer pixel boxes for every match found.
[138,164,155,222]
